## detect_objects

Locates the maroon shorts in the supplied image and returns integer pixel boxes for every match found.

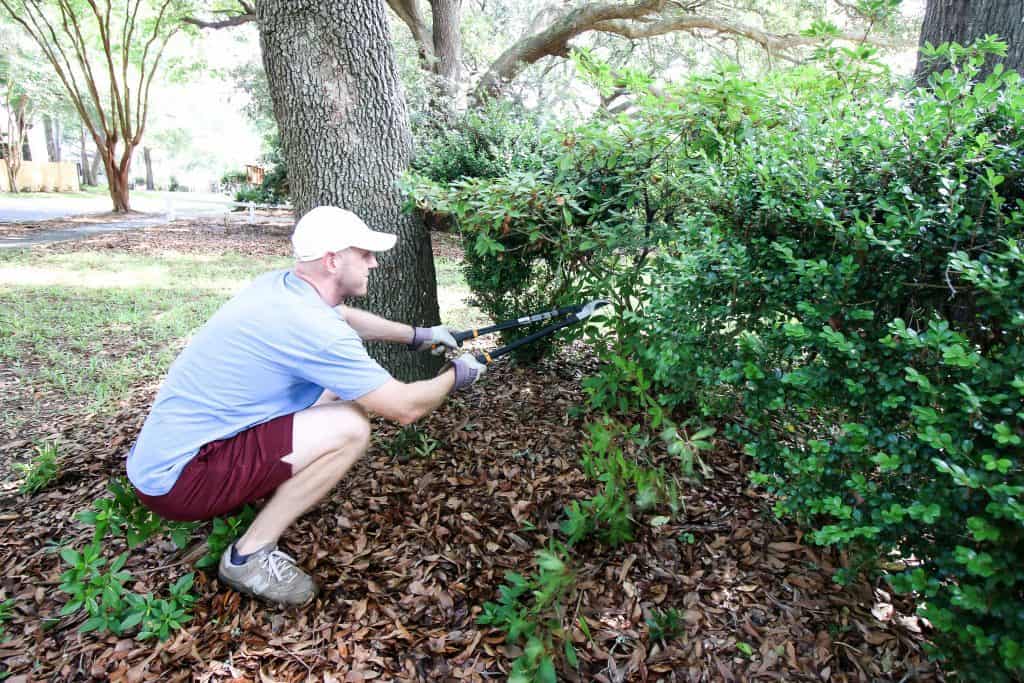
[136,413,295,522]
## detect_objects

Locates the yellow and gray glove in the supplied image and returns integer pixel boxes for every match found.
[410,325,458,355]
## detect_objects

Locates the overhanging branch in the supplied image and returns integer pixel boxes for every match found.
[590,15,905,52]
[182,1,254,29]
[472,1,910,103]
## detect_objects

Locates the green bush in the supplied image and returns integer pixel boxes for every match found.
[416,37,1023,677]
[406,55,709,359]
[640,40,1024,677]
[410,99,550,186]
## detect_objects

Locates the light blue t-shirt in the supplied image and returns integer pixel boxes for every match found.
[127,269,393,496]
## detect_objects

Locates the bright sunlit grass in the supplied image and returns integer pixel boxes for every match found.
[0,246,485,415]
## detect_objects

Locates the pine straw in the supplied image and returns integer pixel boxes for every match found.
[0,220,941,682]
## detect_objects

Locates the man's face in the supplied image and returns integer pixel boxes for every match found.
[331,247,379,297]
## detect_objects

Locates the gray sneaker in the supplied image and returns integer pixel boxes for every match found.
[217,544,319,606]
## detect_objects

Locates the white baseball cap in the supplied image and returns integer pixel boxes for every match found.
[291,206,397,261]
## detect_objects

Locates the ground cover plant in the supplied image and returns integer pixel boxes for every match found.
[407,38,1024,679]
[0,217,939,680]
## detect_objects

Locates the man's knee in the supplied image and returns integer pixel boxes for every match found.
[324,403,371,454]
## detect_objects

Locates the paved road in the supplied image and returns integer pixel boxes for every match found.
[0,192,241,249]
[0,192,234,223]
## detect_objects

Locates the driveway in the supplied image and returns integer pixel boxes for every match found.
[0,191,235,224]
[0,191,266,249]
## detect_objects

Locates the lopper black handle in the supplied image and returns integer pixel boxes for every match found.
[473,313,582,364]
[440,303,587,348]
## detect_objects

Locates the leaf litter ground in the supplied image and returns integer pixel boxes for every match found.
[0,217,941,681]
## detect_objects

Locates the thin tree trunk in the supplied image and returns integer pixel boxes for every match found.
[915,0,1024,83]
[257,0,441,381]
[19,113,31,161]
[2,158,17,193]
[90,141,103,186]
[43,114,60,162]
[144,146,155,190]
[79,124,91,185]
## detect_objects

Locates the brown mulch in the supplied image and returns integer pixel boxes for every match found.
[0,220,941,681]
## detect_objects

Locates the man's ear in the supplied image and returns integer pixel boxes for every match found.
[323,251,339,272]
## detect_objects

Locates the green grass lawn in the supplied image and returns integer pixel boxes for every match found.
[0,246,485,416]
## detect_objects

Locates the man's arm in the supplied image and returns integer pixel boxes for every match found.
[338,305,414,344]
[355,355,485,425]
[356,371,456,425]
[339,305,459,352]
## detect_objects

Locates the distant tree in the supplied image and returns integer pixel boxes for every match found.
[915,0,1023,82]
[1,70,32,192]
[0,29,53,191]
[0,0,189,210]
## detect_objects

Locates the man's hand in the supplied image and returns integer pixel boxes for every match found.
[410,325,458,355]
[450,354,486,391]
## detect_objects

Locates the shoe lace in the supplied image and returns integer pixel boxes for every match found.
[260,548,299,582]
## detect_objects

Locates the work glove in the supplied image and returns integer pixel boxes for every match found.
[449,354,486,392]
[410,325,458,355]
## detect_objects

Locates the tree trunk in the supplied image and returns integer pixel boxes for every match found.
[43,114,60,162]
[79,124,93,185]
[430,0,462,104]
[257,0,441,381]
[90,144,103,186]
[2,158,17,194]
[99,139,132,212]
[915,0,1023,83]
[144,146,155,190]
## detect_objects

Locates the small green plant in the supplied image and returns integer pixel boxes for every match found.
[562,418,682,548]
[58,541,197,641]
[197,505,257,569]
[0,598,14,640]
[14,440,60,494]
[479,544,577,682]
[129,574,197,640]
[383,425,440,461]
[646,607,685,644]
[58,541,135,635]
[737,641,755,658]
[77,478,195,549]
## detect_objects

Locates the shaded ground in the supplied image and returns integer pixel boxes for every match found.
[0,221,940,681]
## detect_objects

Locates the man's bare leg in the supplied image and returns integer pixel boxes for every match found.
[234,401,370,554]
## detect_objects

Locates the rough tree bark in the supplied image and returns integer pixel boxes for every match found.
[256,0,442,381]
[915,0,1023,83]
[143,146,155,190]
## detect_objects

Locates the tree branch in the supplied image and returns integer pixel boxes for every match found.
[182,1,254,29]
[590,15,905,51]
[471,1,909,103]
[385,0,435,70]
[473,0,667,102]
